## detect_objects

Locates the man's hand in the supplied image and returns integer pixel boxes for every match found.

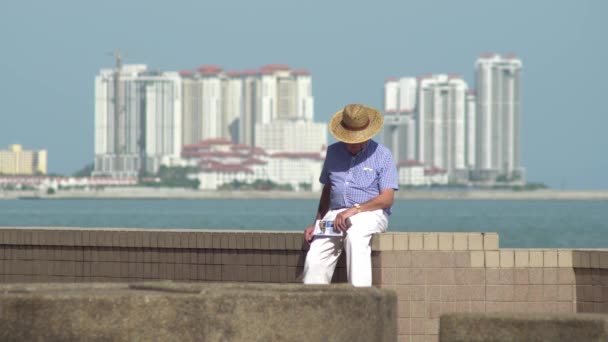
[304,225,315,244]
[334,208,355,232]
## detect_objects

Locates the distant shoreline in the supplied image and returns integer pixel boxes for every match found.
[2,188,608,200]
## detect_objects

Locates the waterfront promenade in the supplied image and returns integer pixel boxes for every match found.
[1,227,607,341]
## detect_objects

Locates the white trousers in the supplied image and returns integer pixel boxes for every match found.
[303,208,388,287]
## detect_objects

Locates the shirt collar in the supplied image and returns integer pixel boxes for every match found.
[342,140,373,157]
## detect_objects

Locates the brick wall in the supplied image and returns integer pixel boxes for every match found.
[1,228,607,342]
[0,228,311,284]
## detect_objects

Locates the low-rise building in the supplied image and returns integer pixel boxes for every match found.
[267,152,324,192]
[0,176,137,190]
[182,139,324,191]
[397,160,449,186]
[424,167,449,185]
[0,144,47,175]
[397,160,426,186]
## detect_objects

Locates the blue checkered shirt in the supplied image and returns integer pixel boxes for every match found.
[319,140,399,215]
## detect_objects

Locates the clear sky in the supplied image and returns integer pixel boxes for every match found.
[0,0,606,189]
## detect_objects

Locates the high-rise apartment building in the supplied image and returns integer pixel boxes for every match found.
[255,120,327,153]
[258,65,313,123]
[252,66,316,151]
[383,77,418,163]
[180,64,315,148]
[223,72,244,142]
[417,74,468,178]
[94,62,321,179]
[94,64,182,177]
[181,66,227,146]
[383,54,523,185]
[0,144,47,175]
[385,74,470,181]
[475,53,523,181]
[465,90,477,169]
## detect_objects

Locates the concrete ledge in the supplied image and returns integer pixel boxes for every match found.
[439,312,608,342]
[0,282,397,342]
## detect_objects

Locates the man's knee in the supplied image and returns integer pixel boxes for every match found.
[345,230,373,247]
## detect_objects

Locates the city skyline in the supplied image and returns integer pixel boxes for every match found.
[93,62,324,179]
[1,1,606,189]
[384,54,523,184]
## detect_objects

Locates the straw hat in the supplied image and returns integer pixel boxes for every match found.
[329,104,384,144]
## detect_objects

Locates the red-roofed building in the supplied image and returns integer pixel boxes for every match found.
[292,69,311,76]
[179,70,194,77]
[242,69,260,76]
[197,65,223,75]
[260,64,290,71]
[225,71,242,77]
[479,52,497,58]
[183,140,324,191]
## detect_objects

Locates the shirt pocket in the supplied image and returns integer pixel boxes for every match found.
[353,166,378,189]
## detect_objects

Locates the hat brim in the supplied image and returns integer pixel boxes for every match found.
[329,107,384,144]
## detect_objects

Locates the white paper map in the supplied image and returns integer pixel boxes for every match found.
[313,220,344,237]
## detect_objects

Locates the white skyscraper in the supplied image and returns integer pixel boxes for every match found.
[466,90,476,169]
[181,65,316,149]
[181,65,225,146]
[223,72,244,142]
[475,53,523,181]
[384,78,399,113]
[248,65,319,151]
[255,120,327,153]
[257,65,313,123]
[94,64,182,177]
[383,77,418,163]
[240,70,260,146]
[417,74,468,179]
[142,72,182,173]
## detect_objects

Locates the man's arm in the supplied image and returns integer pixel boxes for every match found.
[333,188,395,231]
[304,183,331,243]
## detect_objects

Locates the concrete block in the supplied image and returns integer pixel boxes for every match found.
[423,233,438,251]
[221,233,231,249]
[485,251,499,268]
[409,234,423,251]
[500,250,514,268]
[470,251,484,268]
[600,252,608,269]
[393,234,408,251]
[483,233,499,250]
[590,252,600,268]
[529,251,543,267]
[544,250,558,268]
[468,234,483,250]
[0,282,397,342]
[453,234,467,251]
[378,234,394,251]
[515,250,529,267]
[557,250,573,267]
[438,234,453,251]
[577,251,591,268]
[440,313,608,342]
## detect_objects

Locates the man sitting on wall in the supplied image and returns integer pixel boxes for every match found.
[302,104,398,287]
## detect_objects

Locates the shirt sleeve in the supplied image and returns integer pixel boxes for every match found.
[378,151,399,191]
[319,158,329,185]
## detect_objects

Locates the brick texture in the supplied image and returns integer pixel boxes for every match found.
[1,229,607,341]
